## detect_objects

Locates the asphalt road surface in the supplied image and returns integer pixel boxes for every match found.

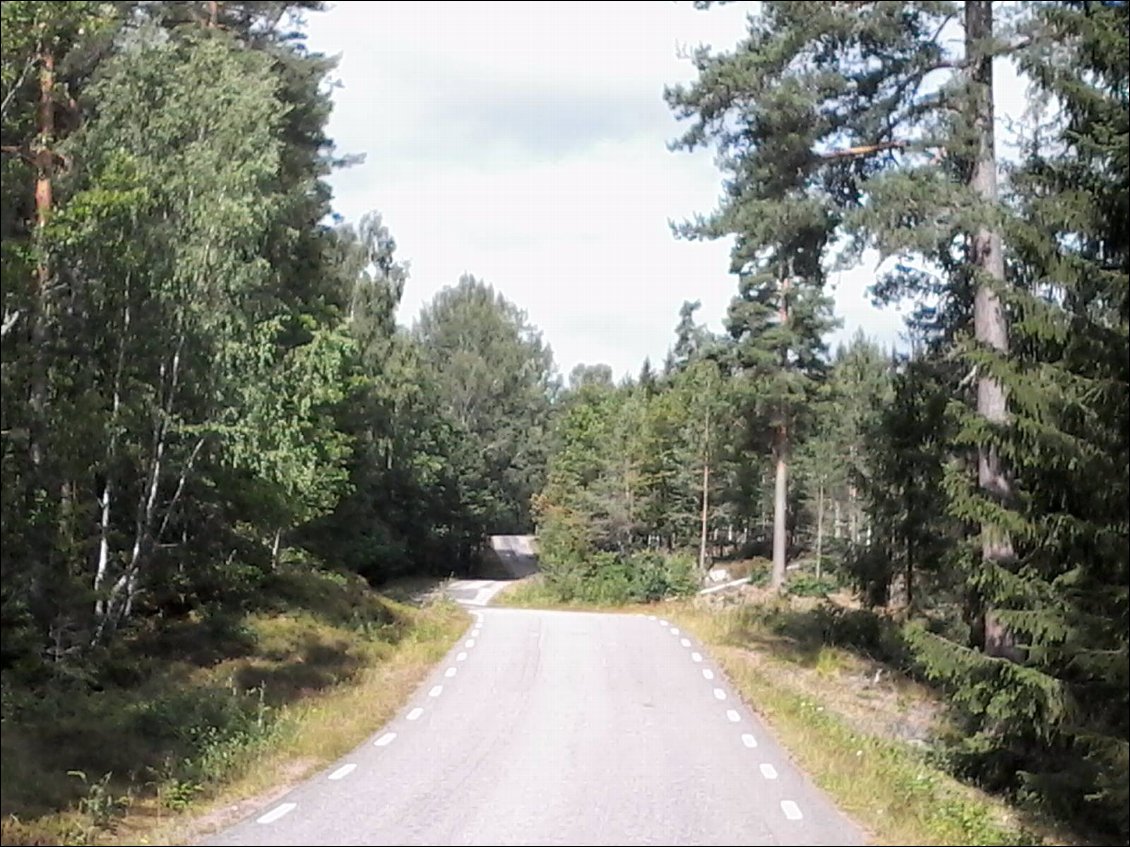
[201,602,865,846]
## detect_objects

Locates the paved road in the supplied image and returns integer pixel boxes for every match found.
[446,534,540,606]
[201,605,865,846]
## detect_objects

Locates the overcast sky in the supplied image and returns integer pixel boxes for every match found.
[302,1,1026,381]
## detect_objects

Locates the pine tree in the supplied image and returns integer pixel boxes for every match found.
[667,11,841,590]
[413,275,556,537]
[852,356,953,609]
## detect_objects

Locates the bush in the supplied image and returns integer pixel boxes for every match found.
[628,551,698,601]
[785,572,841,597]
[542,549,699,604]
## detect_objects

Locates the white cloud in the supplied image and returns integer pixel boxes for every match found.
[303,1,1029,379]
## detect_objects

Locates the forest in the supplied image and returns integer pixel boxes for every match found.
[1,0,1126,844]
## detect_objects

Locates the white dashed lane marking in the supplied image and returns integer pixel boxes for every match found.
[457,651,468,661]
[407,707,424,721]
[471,629,481,638]
[650,616,796,817]
[257,803,296,824]
[374,732,397,747]
[466,639,476,648]
[429,685,443,698]
[328,764,356,781]
[445,667,457,678]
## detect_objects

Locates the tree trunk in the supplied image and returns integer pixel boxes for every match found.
[771,424,788,591]
[698,454,710,573]
[28,46,55,471]
[966,0,1019,659]
[94,292,130,623]
[97,333,189,639]
[770,269,792,592]
[698,412,710,573]
[815,482,824,581]
[833,499,841,540]
[906,534,914,612]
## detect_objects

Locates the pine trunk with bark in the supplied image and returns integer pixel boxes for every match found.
[966,0,1020,660]
[698,410,711,573]
[771,423,788,591]
[28,46,55,472]
[815,482,824,581]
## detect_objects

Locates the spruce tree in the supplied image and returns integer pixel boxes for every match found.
[993,0,1129,831]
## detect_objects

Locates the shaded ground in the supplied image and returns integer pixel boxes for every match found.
[443,535,540,606]
[0,565,464,846]
[480,535,539,579]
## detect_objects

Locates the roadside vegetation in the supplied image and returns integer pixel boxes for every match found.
[521,2,1127,844]
[1,2,1124,846]
[669,594,1087,847]
[1,562,466,846]
[3,3,547,844]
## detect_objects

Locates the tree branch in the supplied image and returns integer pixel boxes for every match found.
[0,45,37,121]
[1,309,21,339]
[155,437,207,543]
[821,140,909,160]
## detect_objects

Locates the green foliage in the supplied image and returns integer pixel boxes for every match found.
[68,771,130,829]
[784,571,841,598]
[413,274,556,535]
[541,550,698,606]
[670,1,1128,840]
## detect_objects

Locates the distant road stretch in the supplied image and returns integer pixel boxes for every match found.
[446,534,538,606]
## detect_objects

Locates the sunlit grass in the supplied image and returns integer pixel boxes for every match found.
[493,575,632,613]
[493,575,564,608]
[665,601,1078,847]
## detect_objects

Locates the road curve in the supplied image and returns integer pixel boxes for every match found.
[201,607,865,846]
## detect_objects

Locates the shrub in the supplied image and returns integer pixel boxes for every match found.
[542,549,699,604]
[785,572,841,597]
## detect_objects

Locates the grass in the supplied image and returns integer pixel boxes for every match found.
[493,574,633,613]
[0,564,468,846]
[496,579,1083,847]
[494,575,572,608]
[664,599,1058,846]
